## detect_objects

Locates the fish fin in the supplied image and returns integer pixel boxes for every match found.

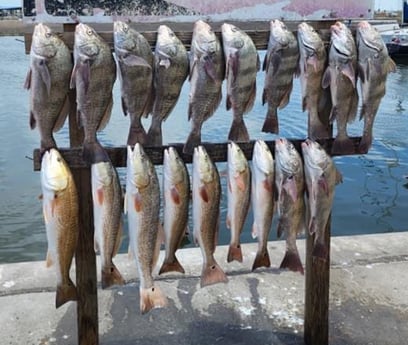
[357,62,366,83]
[159,57,171,69]
[322,67,331,89]
[29,111,36,130]
[243,81,256,114]
[53,95,70,132]
[204,56,217,82]
[251,223,258,239]
[347,90,359,124]
[123,55,152,68]
[183,130,201,155]
[56,279,78,308]
[70,62,78,89]
[262,106,279,134]
[37,58,51,95]
[227,244,243,263]
[312,241,328,261]
[101,264,125,289]
[159,258,185,275]
[24,68,32,89]
[201,262,228,287]
[283,177,298,202]
[46,251,53,267]
[133,192,143,212]
[278,83,292,109]
[335,169,343,185]
[152,223,165,270]
[140,286,168,314]
[94,237,100,253]
[199,185,209,203]
[95,187,104,206]
[318,176,329,196]
[230,51,240,82]
[235,174,247,192]
[252,250,271,271]
[228,118,249,142]
[42,201,51,225]
[170,186,181,205]
[262,178,273,193]
[279,250,304,275]
[77,60,91,93]
[332,136,355,155]
[341,62,356,88]
[97,98,113,132]
[307,55,319,73]
[386,57,396,73]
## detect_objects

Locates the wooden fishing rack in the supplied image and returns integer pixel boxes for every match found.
[27,20,365,345]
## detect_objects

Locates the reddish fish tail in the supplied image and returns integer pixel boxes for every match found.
[312,241,328,261]
[183,130,201,155]
[251,250,271,271]
[201,262,228,287]
[262,107,279,134]
[227,244,243,263]
[358,133,372,154]
[56,279,78,308]
[140,286,168,314]
[279,250,304,275]
[159,257,186,275]
[146,121,163,147]
[127,125,148,146]
[332,136,355,155]
[101,264,125,289]
[228,118,250,142]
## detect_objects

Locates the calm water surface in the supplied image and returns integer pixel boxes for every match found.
[0,36,407,264]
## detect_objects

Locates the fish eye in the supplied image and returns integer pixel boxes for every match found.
[57,157,61,162]
[45,32,52,38]
[87,29,93,36]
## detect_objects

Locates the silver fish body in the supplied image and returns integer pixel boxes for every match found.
[184,20,224,154]
[356,20,396,153]
[159,147,190,275]
[71,23,116,164]
[147,25,189,146]
[192,146,228,287]
[322,21,358,154]
[274,138,305,274]
[113,21,154,146]
[126,143,167,313]
[25,23,72,152]
[226,141,251,263]
[302,139,342,260]
[297,22,331,139]
[251,140,275,271]
[222,23,260,142]
[41,148,78,308]
[262,20,299,134]
[91,150,124,289]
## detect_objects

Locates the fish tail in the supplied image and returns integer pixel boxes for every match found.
[40,137,58,157]
[158,257,185,275]
[140,286,168,314]
[332,136,355,155]
[251,250,271,271]
[127,125,148,146]
[312,241,328,261]
[101,264,125,289]
[358,133,372,154]
[56,279,78,308]
[261,107,279,134]
[146,120,163,147]
[279,250,304,275]
[228,117,250,142]
[201,262,228,287]
[227,244,243,263]
[83,140,109,165]
[183,130,201,155]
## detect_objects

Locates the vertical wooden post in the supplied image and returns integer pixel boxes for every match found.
[304,220,331,345]
[68,89,99,345]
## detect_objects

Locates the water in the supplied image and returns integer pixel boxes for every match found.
[0,36,407,264]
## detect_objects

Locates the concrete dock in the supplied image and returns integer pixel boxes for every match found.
[1,232,407,345]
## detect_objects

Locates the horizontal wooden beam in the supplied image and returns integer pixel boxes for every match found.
[33,137,363,171]
[24,19,335,54]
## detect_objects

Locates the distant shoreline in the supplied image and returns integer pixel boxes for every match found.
[0,19,25,36]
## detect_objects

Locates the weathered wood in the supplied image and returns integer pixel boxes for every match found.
[33,137,363,171]
[304,220,331,345]
[24,19,335,53]
[68,89,99,345]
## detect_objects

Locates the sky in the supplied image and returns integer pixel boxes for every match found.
[375,0,403,11]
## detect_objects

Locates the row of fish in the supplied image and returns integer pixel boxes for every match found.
[26,20,394,164]
[40,138,341,313]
